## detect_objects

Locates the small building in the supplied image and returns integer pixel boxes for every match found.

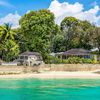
[17,52,43,66]
[55,49,95,60]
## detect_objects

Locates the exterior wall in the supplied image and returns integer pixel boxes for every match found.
[0,66,40,74]
[40,64,100,71]
[17,55,43,66]
[0,64,100,74]
[18,55,42,61]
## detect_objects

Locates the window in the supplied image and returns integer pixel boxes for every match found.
[58,55,61,59]
[20,56,24,59]
[84,55,90,59]
[62,55,66,59]
[25,56,28,60]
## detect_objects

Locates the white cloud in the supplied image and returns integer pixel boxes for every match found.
[0,0,14,7]
[49,0,100,26]
[0,0,100,29]
[0,12,21,28]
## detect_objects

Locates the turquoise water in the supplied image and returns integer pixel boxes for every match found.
[0,79,100,100]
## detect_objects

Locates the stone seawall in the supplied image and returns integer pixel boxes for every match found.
[0,66,39,74]
[40,64,100,71]
[0,64,100,74]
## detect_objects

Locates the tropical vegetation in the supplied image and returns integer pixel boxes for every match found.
[0,9,100,63]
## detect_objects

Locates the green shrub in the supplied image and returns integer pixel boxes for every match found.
[46,55,99,64]
[48,56,96,64]
[64,57,94,64]
[45,55,61,64]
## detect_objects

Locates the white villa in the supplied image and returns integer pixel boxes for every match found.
[17,52,43,66]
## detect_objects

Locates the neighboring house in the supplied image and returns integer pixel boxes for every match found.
[55,49,96,60]
[17,52,43,66]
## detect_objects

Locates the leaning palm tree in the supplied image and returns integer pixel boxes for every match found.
[0,23,16,42]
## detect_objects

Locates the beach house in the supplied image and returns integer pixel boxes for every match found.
[55,49,96,60]
[17,52,43,66]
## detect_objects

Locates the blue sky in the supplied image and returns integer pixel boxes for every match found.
[0,0,100,28]
[0,0,100,17]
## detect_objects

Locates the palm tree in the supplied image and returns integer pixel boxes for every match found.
[0,23,16,42]
[2,40,19,61]
[0,23,17,61]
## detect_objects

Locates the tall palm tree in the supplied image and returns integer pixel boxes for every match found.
[0,23,16,60]
[0,23,16,42]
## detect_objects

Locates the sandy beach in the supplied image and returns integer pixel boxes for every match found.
[0,71,100,79]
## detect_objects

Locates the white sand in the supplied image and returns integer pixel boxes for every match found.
[0,71,100,79]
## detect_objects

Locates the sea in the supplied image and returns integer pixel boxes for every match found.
[0,78,100,100]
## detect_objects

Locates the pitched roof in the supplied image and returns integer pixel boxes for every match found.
[62,49,91,55]
[19,52,41,56]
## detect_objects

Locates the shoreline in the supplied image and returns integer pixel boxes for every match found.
[0,71,100,79]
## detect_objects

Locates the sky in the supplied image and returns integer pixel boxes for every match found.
[0,0,100,28]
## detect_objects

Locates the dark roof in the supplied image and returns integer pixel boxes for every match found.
[19,52,41,56]
[62,49,91,55]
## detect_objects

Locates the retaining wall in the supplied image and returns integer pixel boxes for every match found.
[40,64,100,71]
[0,64,100,74]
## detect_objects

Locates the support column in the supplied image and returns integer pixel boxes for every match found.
[93,55,97,63]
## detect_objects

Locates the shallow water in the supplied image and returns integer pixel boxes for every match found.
[0,78,100,100]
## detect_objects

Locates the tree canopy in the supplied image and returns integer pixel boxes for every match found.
[0,10,100,63]
[19,9,58,61]
[0,23,19,61]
